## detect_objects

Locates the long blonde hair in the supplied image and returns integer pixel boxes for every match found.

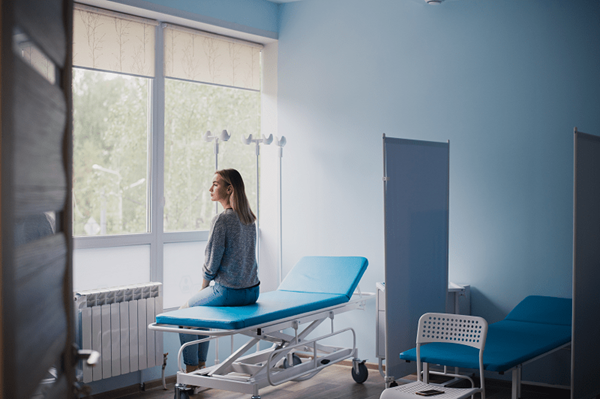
[216,169,256,225]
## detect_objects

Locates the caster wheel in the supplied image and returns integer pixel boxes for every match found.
[283,354,302,368]
[174,390,190,399]
[351,362,368,384]
[174,384,191,399]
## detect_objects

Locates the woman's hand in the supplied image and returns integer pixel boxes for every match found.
[201,278,210,290]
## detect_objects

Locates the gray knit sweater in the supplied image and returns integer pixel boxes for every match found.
[202,208,259,289]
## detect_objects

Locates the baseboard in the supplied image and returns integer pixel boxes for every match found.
[90,375,177,399]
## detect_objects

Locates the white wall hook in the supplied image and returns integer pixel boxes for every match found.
[262,134,273,145]
[242,134,253,145]
[275,136,287,147]
[220,130,231,141]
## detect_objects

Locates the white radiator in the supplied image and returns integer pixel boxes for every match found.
[75,282,164,383]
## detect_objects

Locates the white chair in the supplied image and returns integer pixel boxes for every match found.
[380,313,488,399]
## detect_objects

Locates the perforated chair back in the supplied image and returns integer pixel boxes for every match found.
[417,313,487,349]
[416,313,488,387]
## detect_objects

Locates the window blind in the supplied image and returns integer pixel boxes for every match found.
[73,5,157,77]
[164,24,262,91]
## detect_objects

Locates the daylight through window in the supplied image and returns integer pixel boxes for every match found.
[72,6,262,238]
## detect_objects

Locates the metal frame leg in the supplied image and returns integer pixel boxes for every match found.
[517,365,522,398]
[511,366,522,399]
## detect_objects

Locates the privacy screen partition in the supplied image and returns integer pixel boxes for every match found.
[383,135,449,383]
[572,129,600,399]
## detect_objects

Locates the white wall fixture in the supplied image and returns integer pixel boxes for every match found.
[275,136,286,285]
[204,130,231,171]
[75,282,163,383]
[205,130,231,213]
[242,134,274,266]
[425,0,443,4]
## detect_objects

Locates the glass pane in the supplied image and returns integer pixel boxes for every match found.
[163,241,207,309]
[73,245,150,292]
[72,68,150,236]
[164,78,260,232]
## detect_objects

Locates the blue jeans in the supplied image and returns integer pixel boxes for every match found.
[179,283,260,366]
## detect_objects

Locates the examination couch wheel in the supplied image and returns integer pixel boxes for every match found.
[283,353,302,368]
[351,362,368,384]
[174,383,192,399]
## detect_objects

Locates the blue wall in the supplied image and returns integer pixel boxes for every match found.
[144,0,278,33]
[278,0,600,384]
[108,0,279,37]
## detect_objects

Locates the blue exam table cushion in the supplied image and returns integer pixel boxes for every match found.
[505,295,571,326]
[399,296,572,373]
[156,291,347,330]
[277,256,368,299]
[156,256,369,330]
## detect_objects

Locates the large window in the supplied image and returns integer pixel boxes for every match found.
[73,69,150,235]
[72,5,263,293]
[72,5,156,237]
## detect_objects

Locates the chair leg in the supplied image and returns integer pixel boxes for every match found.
[423,363,429,384]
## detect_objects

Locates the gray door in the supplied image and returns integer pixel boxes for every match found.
[1,0,76,398]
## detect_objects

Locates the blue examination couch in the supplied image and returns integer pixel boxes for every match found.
[399,295,572,398]
[156,256,367,329]
[150,256,371,399]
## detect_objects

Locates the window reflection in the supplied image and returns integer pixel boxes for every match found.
[13,27,57,84]
[30,363,60,399]
[14,212,56,247]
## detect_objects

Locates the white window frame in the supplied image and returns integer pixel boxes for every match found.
[72,4,267,289]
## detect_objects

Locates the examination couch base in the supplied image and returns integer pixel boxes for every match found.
[150,256,372,398]
[152,294,370,399]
